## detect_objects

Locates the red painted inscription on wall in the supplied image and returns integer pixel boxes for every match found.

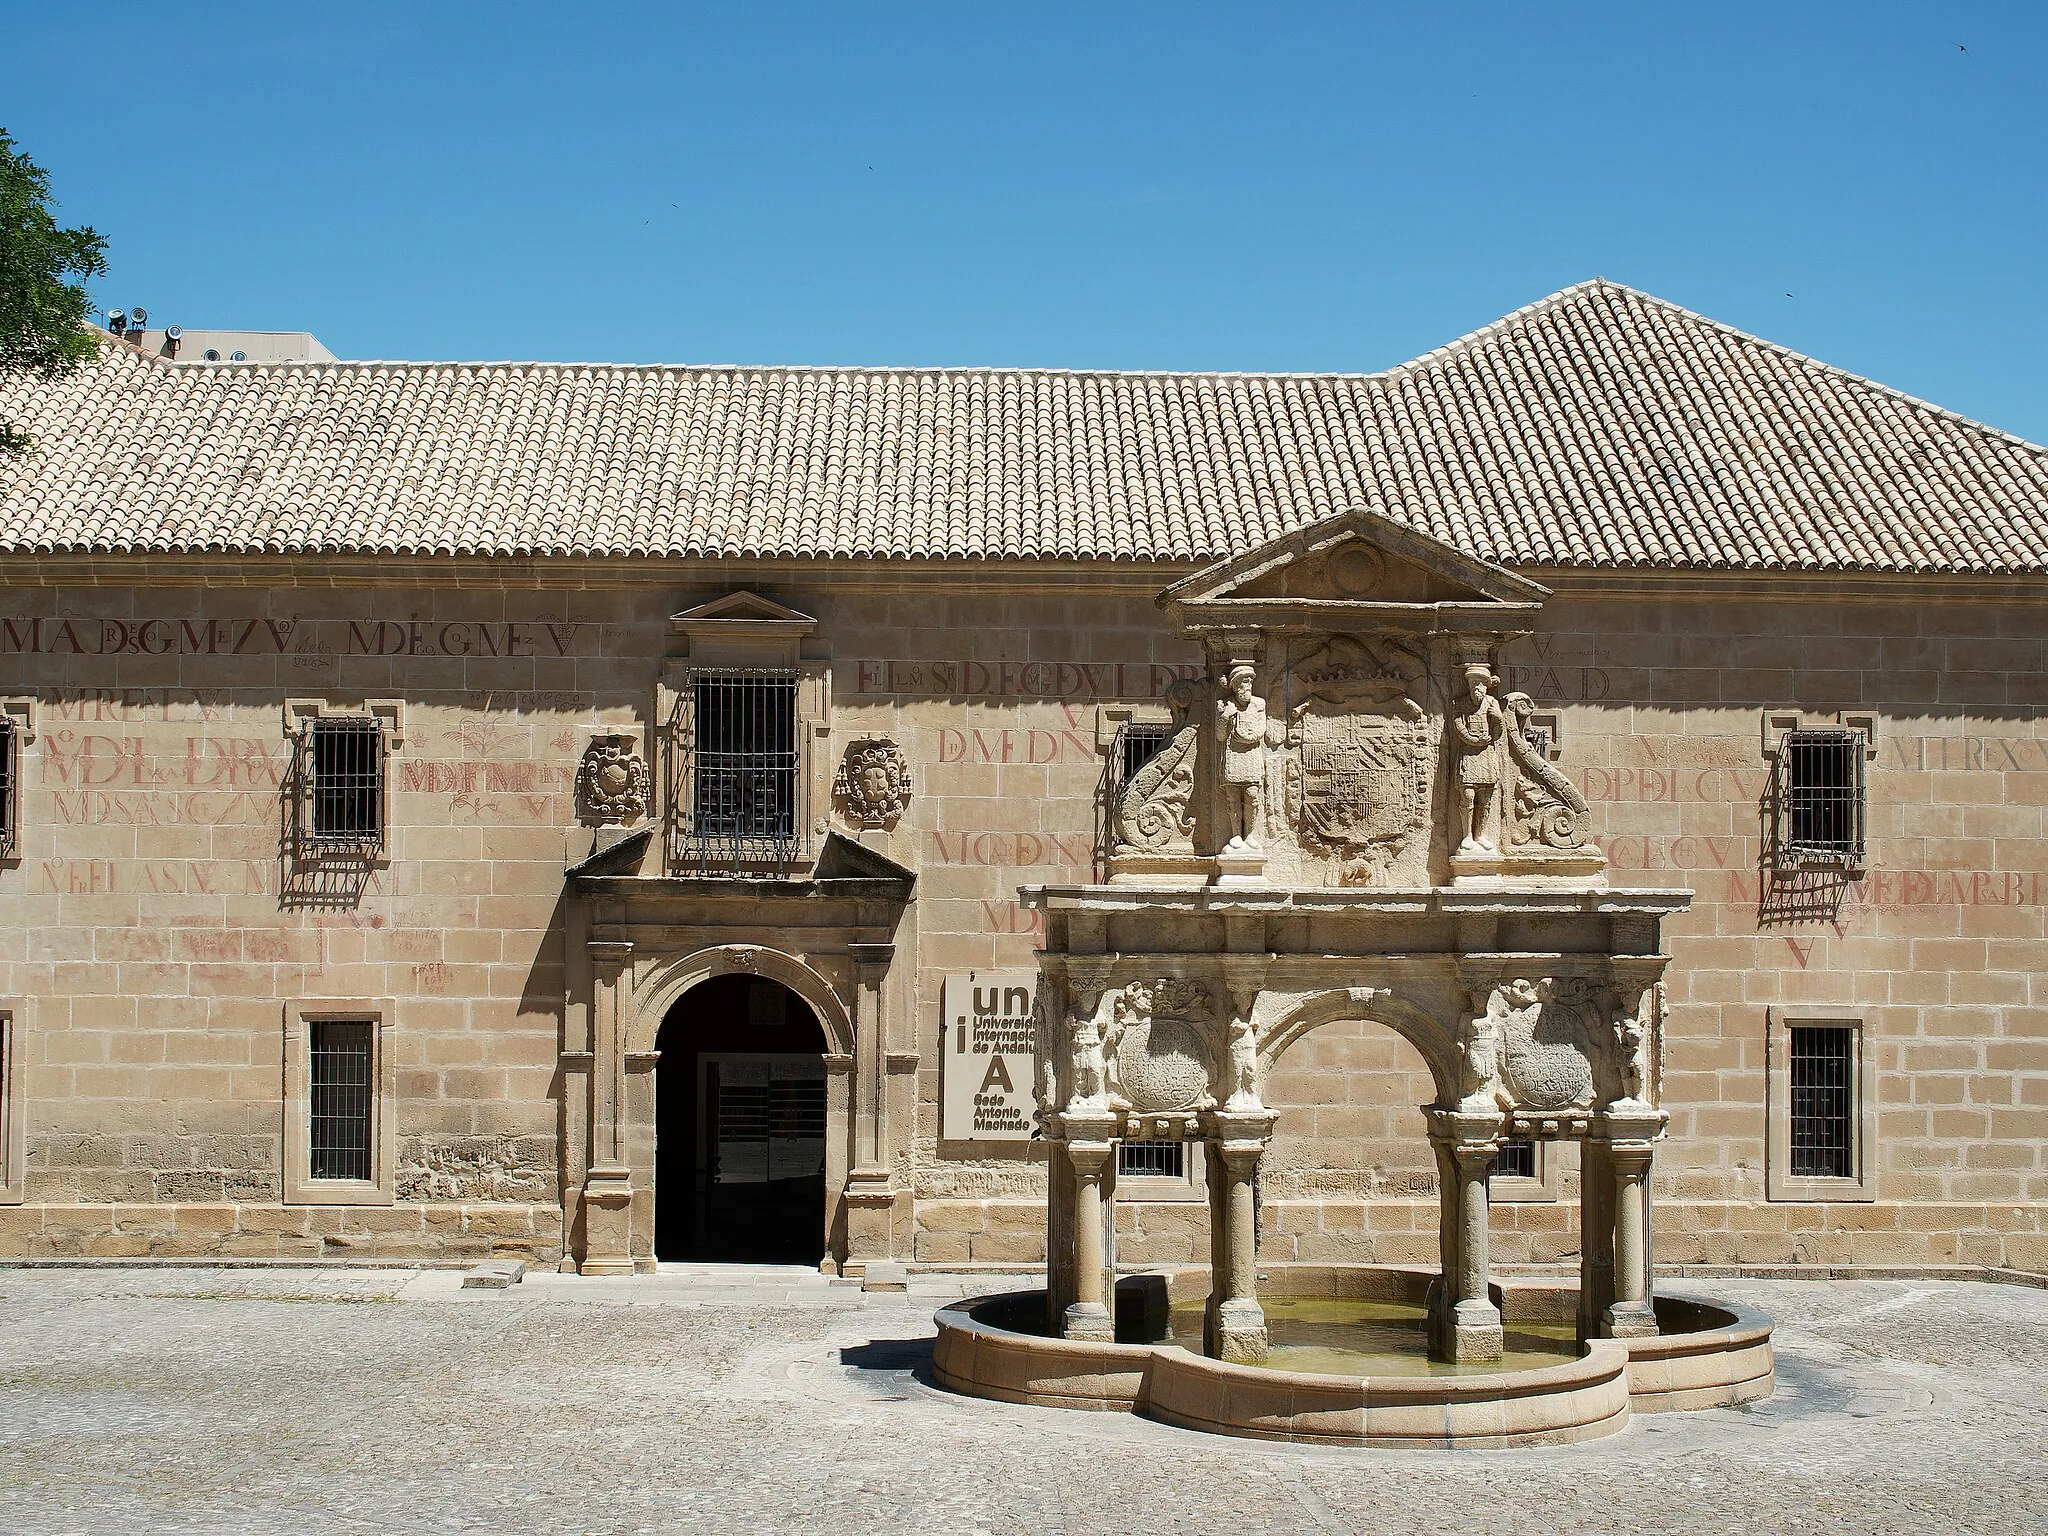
[0,617,584,657]
[856,660,1200,700]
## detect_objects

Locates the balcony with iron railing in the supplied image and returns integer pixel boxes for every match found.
[666,669,806,877]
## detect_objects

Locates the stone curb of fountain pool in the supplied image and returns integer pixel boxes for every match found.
[927,1266,1774,1449]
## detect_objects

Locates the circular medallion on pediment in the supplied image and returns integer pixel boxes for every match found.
[1116,1018,1210,1112]
[1326,541,1387,597]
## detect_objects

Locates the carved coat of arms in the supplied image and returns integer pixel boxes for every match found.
[1284,636,1429,882]
[1102,978,1213,1114]
[1491,976,1601,1111]
[576,734,650,826]
[833,738,913,830]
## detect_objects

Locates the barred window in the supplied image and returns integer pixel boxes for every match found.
[1117,1141,1185,1179]
[1778,728,1865,862]
[304,717,385,848]
[1115,722,1173,791]
[1789,1025,1855,1179]
[0,717,16,857]
[670,669,801,872]
[1494,1139,1537,1180]
[308,1019,375,1182]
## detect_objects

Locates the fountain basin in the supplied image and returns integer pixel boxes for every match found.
[930,1264,1772,1447]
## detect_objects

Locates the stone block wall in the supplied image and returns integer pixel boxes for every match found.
[0,565,2039,1272]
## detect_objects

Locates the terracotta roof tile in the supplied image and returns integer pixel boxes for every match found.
[2,280,2044,573]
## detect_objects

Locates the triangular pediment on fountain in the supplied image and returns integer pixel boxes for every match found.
[1159,507,1548,635]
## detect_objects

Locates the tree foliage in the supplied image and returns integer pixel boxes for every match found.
[1,130,109,457]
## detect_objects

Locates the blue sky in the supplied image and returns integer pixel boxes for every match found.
[7,3,2046,441]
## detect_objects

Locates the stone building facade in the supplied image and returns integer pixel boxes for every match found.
[0,280,2041,1276]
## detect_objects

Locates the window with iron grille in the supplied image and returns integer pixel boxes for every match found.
[1788,1025,1855,1179]
[669,669,802,873]
[1775,728,1865,863]
[308,1019,375,1182]
[1494,1139,1537,1180]
[1117,1141,1186,1179]
[1115,722,1173,792]
[0,718,16,858]
[301,717,385,849]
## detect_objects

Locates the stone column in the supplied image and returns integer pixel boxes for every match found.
[821,1053,854,1273]
[842,943,896,1272]
[1206,1107,1276,1363]
[1603,1127,1661,1338]
[1577,1135,1615,1343]
[1425,1107,1503,1363]
[1062,1131,1116,1342]
[1202,1134,1229,1357]
[578,939,635,1276]
[1213,1140,1269,1362]
[1447,1136,1504,1362]
[1427,1136,1462,1359]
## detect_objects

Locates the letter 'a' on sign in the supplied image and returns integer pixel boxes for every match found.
[941,970,1039,1142]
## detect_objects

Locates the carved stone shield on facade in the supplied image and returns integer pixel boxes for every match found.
[1492,976,1600,1110]
[834,738,912,830]
[1284,636,1430,884]
[1102,978,1213,1113]
[576,732,650,826]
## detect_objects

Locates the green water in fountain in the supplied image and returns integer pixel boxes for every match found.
[1163,1297,1581,1378]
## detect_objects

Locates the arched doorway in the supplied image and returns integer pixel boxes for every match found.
[654,974,828,1264]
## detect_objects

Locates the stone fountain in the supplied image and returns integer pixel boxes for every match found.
[932,508,1773,1446]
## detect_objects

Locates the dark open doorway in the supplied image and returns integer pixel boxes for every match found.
[654,974,827,1264]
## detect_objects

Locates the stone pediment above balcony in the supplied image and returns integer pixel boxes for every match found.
[1158,507,1549,639]
[669,590,820,664]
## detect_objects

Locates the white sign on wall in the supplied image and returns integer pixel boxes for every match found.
[941,970,1040,1142]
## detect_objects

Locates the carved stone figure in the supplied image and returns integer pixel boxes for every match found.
[1460,987,1511,1111]
[1111,680,1201,854]
[1068,1013,1109,1111]
[1224,1013,1262,1111]
[576,734,650,826]
[834,738,913,830]
[1503,692,1592,850]
[1614,1009,1647,1103]
[1216,666,1276,850]
[1493,976,1599,1110]
[1032,988,1061,1120]
[1451,667,1506,854]
[1284,635,1429,885]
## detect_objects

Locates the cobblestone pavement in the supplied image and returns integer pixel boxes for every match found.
[0,1265,2042,1535]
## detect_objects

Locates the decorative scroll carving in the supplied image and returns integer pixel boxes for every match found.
[834,738,912,830]
[1504,692,1591,850]
[1491,976,1600,1110]
[1100,978,1214,1114]
[1112,681,1201,853]
[576,733,649,826]
[1285,635,1429,885]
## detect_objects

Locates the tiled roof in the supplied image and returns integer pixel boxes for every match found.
[2,280,2044,573]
